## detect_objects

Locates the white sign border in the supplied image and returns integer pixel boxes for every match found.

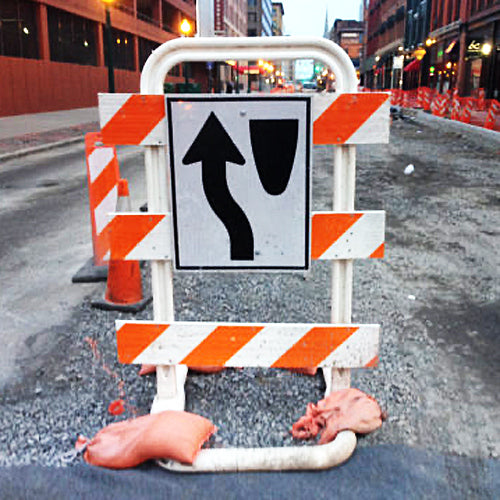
[166,95,312,272]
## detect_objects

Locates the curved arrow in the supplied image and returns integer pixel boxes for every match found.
[183,112,254,261]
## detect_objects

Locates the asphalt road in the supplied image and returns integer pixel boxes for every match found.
[0,143,146,388]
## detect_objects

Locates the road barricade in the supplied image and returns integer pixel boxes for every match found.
[484,100,500,129]
[460,97,474,123]
[365,85,498,132]
[431,94,449,117]
[98,36,390,472]
[72,132,120,283]
[450,96,462,121]
[91,179,151,312]
[477,88,486,111]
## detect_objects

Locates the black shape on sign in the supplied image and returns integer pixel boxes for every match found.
[183,112,254,261]
[249,119,299,195]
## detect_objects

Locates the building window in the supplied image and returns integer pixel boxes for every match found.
[0,0,38,59]
[110,29,135,71]
[137,0,158,26]
[162,4,179,33]
[248,12,257,23]
[169,63,181,77]
[47,6,97,65]
[248,0,257,7]
[139,37,159,70]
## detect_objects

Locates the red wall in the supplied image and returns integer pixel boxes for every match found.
[0,57,140,116]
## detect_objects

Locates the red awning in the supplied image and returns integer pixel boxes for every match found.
[404,58,421,72]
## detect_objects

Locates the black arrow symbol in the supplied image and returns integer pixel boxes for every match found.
[182,112,254,261]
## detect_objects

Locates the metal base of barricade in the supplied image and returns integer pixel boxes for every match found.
[158,431,356,472]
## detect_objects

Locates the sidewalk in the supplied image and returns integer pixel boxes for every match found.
[0,107,99,159]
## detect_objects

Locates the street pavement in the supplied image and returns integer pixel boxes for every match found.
[0,107,98,158]
[1,445,499,499]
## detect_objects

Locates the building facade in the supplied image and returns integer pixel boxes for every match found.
[272,2,284,36]
[364,0,407,89]
[0,0,199,116]
[427,0,499,97]
[214,0,247,37]
[213,0,248,92]
[330,19,365,71]
[247,0,273,37]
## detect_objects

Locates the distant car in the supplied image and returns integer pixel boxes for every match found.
[302,81,317,91]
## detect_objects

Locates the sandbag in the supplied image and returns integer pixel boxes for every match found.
[291,388,384,444]
[138,364,156,376]
[287,367,318,376]
[139,364,225,375]
[80,411,215,468]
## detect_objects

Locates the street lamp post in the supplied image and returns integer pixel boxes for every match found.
[180,19,192,89]
[102,0,115,93]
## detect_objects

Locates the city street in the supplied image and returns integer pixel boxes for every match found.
[0,144,145,387]
[0,111,499,496]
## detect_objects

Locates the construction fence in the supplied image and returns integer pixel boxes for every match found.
[360,87,500,132]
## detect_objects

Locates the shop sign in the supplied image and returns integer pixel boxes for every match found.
[467,39,483,57]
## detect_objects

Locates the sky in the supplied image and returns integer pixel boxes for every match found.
[280,0,362,37]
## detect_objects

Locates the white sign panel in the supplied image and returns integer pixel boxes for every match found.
[167,96,311,270]
[393,55,404,69]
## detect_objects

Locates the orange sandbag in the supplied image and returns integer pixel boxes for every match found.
[139,365,225,375]
[288,367,318,376]
[139,364,156,376]
[291,388,384,444]
[81,411,215,469]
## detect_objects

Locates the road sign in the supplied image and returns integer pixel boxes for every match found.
[167,96,311,270]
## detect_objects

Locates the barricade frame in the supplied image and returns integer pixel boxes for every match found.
[112,36,381,471]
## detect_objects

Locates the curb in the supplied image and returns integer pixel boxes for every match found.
[412,110,500,144]
[0,136,84,162]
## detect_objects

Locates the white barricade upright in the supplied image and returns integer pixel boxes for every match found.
[98,36,390,472]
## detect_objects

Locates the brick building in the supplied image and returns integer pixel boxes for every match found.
[213,0,248,92]
[363,0,406,89]
[427,0,499,97]
[330,19,365,71]
[0,0,201,116]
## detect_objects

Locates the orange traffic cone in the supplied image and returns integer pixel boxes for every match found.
[91,179,152,312]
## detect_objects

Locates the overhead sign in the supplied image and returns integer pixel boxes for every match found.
[167,96,311,270]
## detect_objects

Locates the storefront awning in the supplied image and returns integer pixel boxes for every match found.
[404,58,421,72]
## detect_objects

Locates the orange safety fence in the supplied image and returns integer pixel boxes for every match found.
[366,86,499,132]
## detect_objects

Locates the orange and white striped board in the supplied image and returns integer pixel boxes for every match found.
[311,211,384,259]
[98,92,390,146]
[84,132,120,265]
[312,93,390,144]
[116,320,379,369]
[107,211,385,262]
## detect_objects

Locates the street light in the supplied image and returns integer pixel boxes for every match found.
[180,19,192,36]
[102,0,115,93]
[180,19,192,88]
[481,43,492,56]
